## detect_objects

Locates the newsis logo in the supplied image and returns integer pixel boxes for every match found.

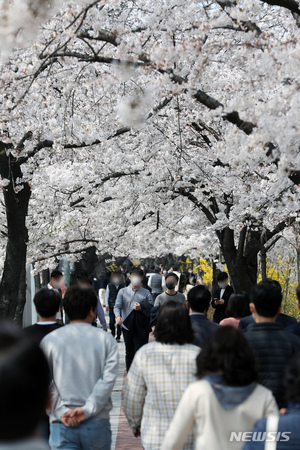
[229,431,291,442]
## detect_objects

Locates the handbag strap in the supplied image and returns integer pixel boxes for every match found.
[264,415,279,450]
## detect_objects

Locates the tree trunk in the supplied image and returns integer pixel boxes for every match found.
[217,227,259,294]
[0,148,31,324]
[260,247,267,282]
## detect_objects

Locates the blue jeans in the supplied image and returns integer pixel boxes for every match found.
[49,417,111,450]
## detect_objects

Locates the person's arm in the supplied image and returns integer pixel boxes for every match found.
[162,275,166,289]
[242,418,267,450]
[114,289,123,322]
[105,286,110,308]
[263,390,279,416]
[63,337,119,426]
[148,275,152,288]
[146,289,154,307]
[154,295,161,307]
[161,385,196,450]
[96,299,107,330]
[123,351,146,436]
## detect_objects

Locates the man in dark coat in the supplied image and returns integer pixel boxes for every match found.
[245,280,300,408]
[187,285,219,348]
[211,271,234,323]
[239,311,297,331]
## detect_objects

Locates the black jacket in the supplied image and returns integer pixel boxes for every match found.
[239,313,297,332]
[245,322,300,408]
[211,285,234,323]
[190,314,219,348]
[123,300,152,338]
[107,283,125,308]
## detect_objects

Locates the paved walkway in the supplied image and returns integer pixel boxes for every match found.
[103,310,142,449]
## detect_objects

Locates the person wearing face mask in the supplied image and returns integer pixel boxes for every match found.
[105,270,125,341]
[114,267,154,371]
[154,273,186,307]
[211,271,234,324]
[47,269,64,324]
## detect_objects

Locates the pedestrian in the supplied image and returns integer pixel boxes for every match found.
[179,273,194,299]
[238,280,297,331]
[0,322,50,450]
[154,272,185,306]
[95,271,109,307]
[243,352,300,450]
[25,288,63,342]
[211,271,234,323]
[219,292,250,328]
[187,285,219,347]
[124,301,199,449]
[148,266,165,301]
[77,275,108,330]
[41,286,119,450]
[114,267,153,371]
[162,326,278,450]
[47,269,64,324]
[244,280,300,408]
[105,271,125,341]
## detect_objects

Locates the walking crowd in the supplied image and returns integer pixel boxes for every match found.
[1,264,300,450]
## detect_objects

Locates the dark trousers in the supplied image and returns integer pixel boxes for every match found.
[122,328,149,372]
[109,308,121,339]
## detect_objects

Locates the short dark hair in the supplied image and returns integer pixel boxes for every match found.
[196,326,258,386]
[155,267,161,273]
[63,285,97,320]
[165,272,179,282]
[34,288,61,318]
[226,292,250,319]
[187,285,211,312]
[77,276,92,286]
[217,271,228,282]
[154,301,194,345]
[250,281,282,317]
[50,269,63,279]
[130,267,144,277]
[76,271,88,279]
[0,322,49,441]
[285,352,300,403]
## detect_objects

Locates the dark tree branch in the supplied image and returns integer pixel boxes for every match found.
[194,90,256,135]
[78,30,119,46]
[260,0,300,15]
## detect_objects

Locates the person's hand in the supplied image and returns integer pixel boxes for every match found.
[116,316,122,325]
[134,302,141,311]
[61,408,86,427]
[106,306,109,311]
[214,299,220,305]
[218,299,224,305]
[134,428,141,437]
[280,408,287,415]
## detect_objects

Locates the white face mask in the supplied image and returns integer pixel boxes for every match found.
[131,276,141,286]
[163,270,167,274]
[218,282,227,289]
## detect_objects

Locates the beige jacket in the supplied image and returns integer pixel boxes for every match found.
[162,379,278,450]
